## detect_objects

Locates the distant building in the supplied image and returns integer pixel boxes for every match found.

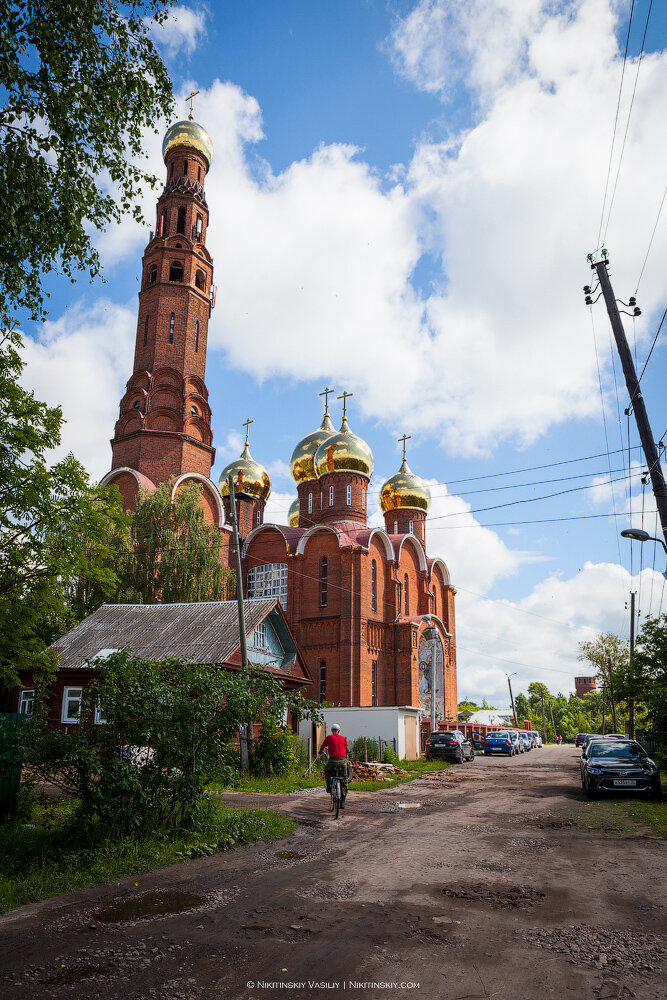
[574,676,597,699]
[463,709,514,727]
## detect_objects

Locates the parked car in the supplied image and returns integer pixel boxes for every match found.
[575,732,590,747]
[582,733,626,752]
[483,731,514,756]
[529,731,543,748]
[471,732,485,751]
[424,730,475,763]
[517,731,533,751]
[580,740,661,799]
[509,732,523,754]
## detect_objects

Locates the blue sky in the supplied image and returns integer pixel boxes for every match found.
[20,1,667,706]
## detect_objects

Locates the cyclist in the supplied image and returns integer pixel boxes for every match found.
[319,724,352,808]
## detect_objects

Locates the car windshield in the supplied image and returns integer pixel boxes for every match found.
[431,734,456,741]
[589,743,645,759]
[490,732,508,738]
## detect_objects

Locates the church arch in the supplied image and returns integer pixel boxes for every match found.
[171,473,225,528]
[396,533,428,574]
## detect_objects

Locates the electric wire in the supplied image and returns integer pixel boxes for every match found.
[596,0,635,248]
[635,183,667,295]
[636,306,666,385]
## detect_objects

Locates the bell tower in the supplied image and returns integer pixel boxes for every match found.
[107,102,216,504]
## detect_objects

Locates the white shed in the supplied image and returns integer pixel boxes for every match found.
[299,705,421,761]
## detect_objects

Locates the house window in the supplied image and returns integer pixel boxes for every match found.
[319,660,326,703]
[393,520,398,534]
[94,703,107,725]
[18,688,35,716]
[308,492,313,514]
[371,559,377,612]
[168,312,175,344]
[329,485,334,507]
[319,556,328,607]
[346,484,352,506]
[169,260,183,282]
[247,563,288,604]
[404,574,409,616]
[177,206,186,234]
[409,520,414,534]
[372,660,377,706]
[195,320,199,352]
[253,622,269,649]
[62,686,83,724]
[143,314,149,346]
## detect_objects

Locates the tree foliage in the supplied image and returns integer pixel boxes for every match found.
[0,333,128,688]
[0,0,175,329]
[22,651,320,837]
[114,481,234,604]
[620,615,667,740]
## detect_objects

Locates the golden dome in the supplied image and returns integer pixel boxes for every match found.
[218,442,271,501]
[380,458,431,513]
[314,416,374,480]
[162,120,214,168]
[288,498,300,527]
[290,412,336,483]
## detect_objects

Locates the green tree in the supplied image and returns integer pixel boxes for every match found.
[578,632,629,726]
[115,481,234,604]
[0,334,128,688]
[618,615,667,740]
[0,0,174,329]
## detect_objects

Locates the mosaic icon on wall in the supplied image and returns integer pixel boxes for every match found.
[419,628,444,720]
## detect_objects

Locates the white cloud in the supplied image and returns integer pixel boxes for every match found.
[151,6,207,58]
[19,301,135,481]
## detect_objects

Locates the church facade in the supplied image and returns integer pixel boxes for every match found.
[101,115,458,724]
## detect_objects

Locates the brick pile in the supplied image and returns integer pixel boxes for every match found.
[351,761,409,781]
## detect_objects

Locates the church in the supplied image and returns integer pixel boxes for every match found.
[101,112,458,726]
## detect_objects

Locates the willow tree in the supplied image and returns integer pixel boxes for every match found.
[116,481,234,604]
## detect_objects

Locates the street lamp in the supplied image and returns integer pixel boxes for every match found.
[620,529,667,579]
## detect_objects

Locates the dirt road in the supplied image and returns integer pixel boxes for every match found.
[1,747,665,1000]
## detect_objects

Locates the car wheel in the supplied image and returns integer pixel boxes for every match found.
[585,781,597,799]
[456,750,464,764]
[469,751,475,762]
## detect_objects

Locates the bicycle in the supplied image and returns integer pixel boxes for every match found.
[328,761,347,819]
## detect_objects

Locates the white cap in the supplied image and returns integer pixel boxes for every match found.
[331,723,340,732]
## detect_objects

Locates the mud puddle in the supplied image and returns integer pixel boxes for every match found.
[94,890,206,923]
[274,850,306,860]
[442,882,546,909]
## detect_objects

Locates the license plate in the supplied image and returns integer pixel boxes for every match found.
[613,779,636,786]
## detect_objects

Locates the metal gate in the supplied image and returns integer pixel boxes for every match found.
[0,713,24,823]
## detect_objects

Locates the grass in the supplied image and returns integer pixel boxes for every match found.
[568,796,667,839]
[210,758,450,795]
[0,796,295,915]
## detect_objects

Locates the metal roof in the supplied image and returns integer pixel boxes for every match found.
[49,599,282,671]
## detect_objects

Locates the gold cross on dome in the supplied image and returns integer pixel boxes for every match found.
[337,391,353,419]
[242,417,254,446]
[398,434,411,461]
[186,89,200,121]
[319,386,334,414]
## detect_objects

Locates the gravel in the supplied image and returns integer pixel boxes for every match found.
[523,925,667,975]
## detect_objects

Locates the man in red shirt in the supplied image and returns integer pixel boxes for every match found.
[319,724,352,805]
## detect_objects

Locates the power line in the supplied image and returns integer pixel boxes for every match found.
[635,184,667,295]
[636,306,666,385]
[427,510,642,529]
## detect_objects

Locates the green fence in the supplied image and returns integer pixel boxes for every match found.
[0,713,25,823]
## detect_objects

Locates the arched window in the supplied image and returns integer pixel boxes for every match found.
[404,574,409,616]
[190,405,198,416]
[168,312,175,344]
[176,206,186,235]
[169,260,183,282]
[371,559,377,612]
[147,265,157,287]
[393,520,398,534]
[319,556,328,607]
[409,520,414,534]
[308,492,313,514]
[197,166,201,183]
[433,587,437,618]
[195,213,203,238]
[160,212,167,236]
[183,158,189,176]
[133,400,141,409]
[195,269,206,291]
[194,320,199,352]
[319,660,326,703]
[346,484,352,506]
[143,314,149,346]
[329,485,334,507]
[256,510,261,526]
[362,488,365,508]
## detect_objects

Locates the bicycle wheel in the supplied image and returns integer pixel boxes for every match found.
[333,779,341,820]
[330,781,335,812]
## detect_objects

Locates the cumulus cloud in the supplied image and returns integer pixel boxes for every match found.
[151,5,207,58]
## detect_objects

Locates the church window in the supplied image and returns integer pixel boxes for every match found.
[143,314,149,345]
[195,213,203,237]
[247,563,288,605]
[147,265,157,286]
[393,520,398,534]
[362,488,365,508]
[371,560,377,611]
[177,206,186,235]
[133,400,140,409]
[346,484,351,506]
[197,166,201,182]
[168,312,175,344]
[319,556,328,607]
[409,520,414,534]
[319,660,326,703]
[195,320,199,352]
[371,660,377,706]
[169,261,184,282]
[195,269,206,291]
[183,158,189,176]
[160,212,167,236]
[397,581,402,614]
[329,485,334,507]
[404,574,409,616]
[433,587,437,618]
[190,405,198,416]
[308,492,313,514]
[256,510,261,526]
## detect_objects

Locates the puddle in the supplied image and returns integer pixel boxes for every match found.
[275,850,306,860]
[93,890,206,923]
[442,882,546,909]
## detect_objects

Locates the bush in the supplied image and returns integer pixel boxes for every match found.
[352,737,379,761]
[250,721,296,776]
[382,745,399,766]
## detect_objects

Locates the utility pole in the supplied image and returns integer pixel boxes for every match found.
[507,674,518,730]
[228,473,251,770]
[549,701,557,745]
[540,691,547,745]
[628,590,636,739]
[601,684,606,736]
[587,255,667,546]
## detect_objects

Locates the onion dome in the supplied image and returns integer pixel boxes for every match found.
[314,416,374,480]
[218,441,271,501]
[162,119,214,168]
[290,411,336,483]
[288,498,300,527]
[380,457,431,513]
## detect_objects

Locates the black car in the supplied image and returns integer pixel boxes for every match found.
[575,732,590,747]
[580,740,661,799]
[425,730,475,763]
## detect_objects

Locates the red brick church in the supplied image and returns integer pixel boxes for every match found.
[101,115,458,723]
